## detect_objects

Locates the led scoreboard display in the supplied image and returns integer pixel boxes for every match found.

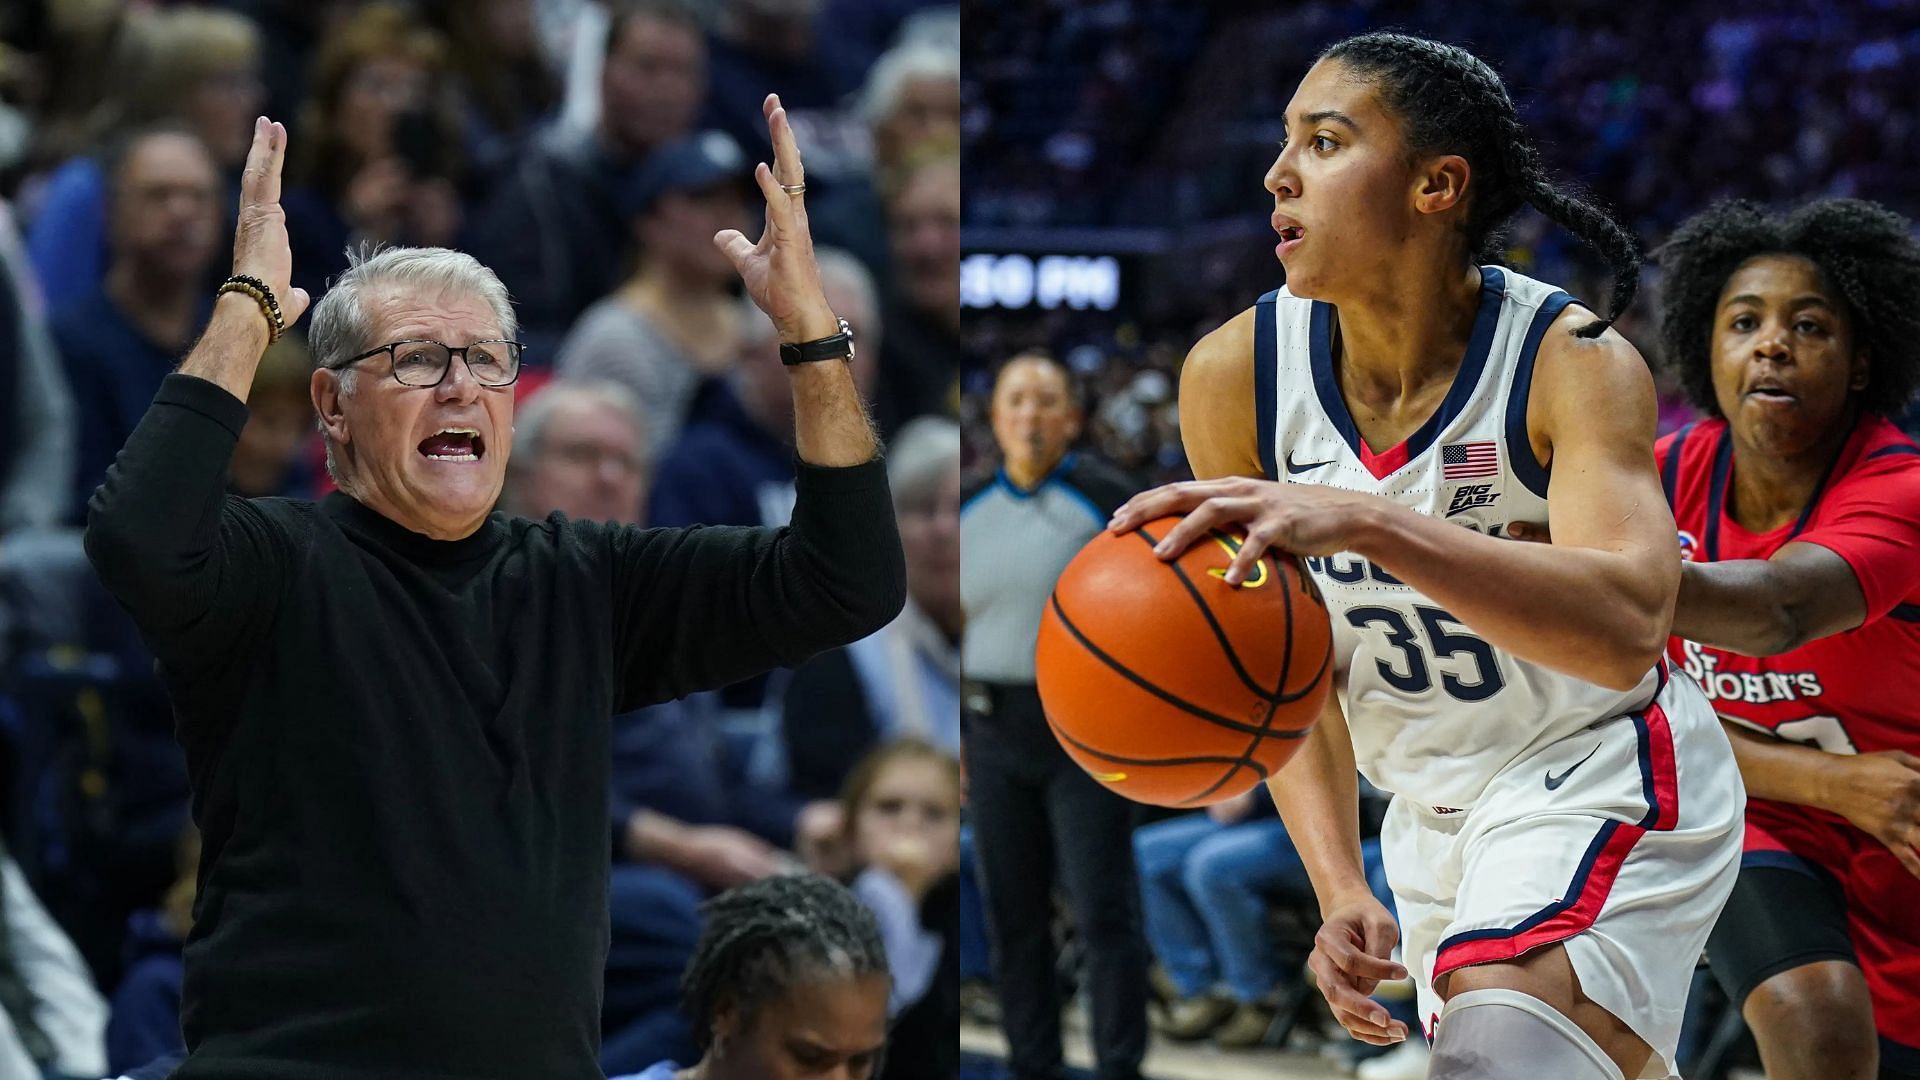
[961,253,1122,312]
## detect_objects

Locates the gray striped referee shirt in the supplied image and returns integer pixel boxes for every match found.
[960,452,1138,683]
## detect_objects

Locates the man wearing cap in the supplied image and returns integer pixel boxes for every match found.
[468,0,709,356]
[86,98,900,1080]
[555,130,757,460]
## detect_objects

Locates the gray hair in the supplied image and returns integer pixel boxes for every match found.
[887,416,958,510]
[858,40,959,128]
[510,379,649,469]
[308,245,517,480]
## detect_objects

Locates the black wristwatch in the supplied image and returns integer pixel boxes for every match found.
[780,317,856,366]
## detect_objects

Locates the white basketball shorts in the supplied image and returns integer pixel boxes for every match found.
[1380,667,1743,1079]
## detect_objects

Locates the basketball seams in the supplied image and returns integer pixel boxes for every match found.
[1046,713,1271,808]
[1040,517,1335,806]
[1135,525,1283,701]
[1046,595,1310,740]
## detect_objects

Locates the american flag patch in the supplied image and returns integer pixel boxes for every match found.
[1441,441,1499,479]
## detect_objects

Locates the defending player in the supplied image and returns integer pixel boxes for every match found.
[1105,33,1742,1080]
[1609,199,1920,1080]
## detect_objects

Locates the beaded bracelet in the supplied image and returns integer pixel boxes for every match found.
[216,275,285,344]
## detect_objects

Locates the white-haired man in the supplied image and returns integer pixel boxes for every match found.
[85,100,902,1080]
[499,379,653,526]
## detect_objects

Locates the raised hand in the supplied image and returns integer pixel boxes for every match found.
[714,94,839,344]
[233,116,310,325]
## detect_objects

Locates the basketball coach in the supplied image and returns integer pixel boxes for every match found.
[83,99,902,1080]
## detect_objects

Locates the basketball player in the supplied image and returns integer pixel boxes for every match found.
[620,873,892,1080]
[1565,199,1920,1080]
[1105,33,1742,1080]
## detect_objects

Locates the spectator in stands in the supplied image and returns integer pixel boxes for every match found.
[282,4,467,302]
[811,37,961,279]
[0,840,108,1079]
[0,201,75,534]
[701,0,864,181]
[229,335,319,500]
[838,739,961,1080]
[1133,790,1311,1048]
[499,380,652,524]
[650,248,881,529]
[469,0,707,357]
[55,128,220,521]
[875,146,959,432]
[783,416,961,799]
[555,131,755,459]
[619,873,891,1080]
[424,0,562,182]
[25,6,263,312]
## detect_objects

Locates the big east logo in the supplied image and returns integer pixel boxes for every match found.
[1445,483,1498,517]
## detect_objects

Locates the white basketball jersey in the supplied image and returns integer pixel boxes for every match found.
[1256,265,1661,808]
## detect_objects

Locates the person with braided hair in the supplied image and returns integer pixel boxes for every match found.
[618,873,892,1080]
[1106,31,1743,1080]
[1582,198,1919,1080]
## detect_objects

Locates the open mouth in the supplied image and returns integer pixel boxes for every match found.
[1745,384,1797,404]
[1277,225,1305,242]
[418,427,486,462]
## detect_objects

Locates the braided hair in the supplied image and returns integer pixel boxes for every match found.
[1656,199,1920,419]
[1321,32,1640,339]
[681,873,890,1054]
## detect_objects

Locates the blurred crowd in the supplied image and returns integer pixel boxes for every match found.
[0,1,960,1076]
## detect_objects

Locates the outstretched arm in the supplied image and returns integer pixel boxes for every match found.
[1671,546,1864,655]
[715,94,876,468]
[1115,308,1677,691]
[181,118,312,400]
[83,117,304,684]
[610,96,904,707]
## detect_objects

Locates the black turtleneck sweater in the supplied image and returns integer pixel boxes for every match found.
[84,374,905,1079]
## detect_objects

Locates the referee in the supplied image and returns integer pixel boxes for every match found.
[961,351,1147,1080]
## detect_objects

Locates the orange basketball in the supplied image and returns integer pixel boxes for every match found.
[1035,515,1334,807]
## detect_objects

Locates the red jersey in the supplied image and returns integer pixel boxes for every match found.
[1660,415,1920,1047]
[1658,414,1920,768]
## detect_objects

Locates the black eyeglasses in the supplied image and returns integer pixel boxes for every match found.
[329,339,525,388]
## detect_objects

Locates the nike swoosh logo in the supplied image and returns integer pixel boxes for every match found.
[1286,452,1334,475]
[1544,744,1601,790]
[1091,770,1128,782]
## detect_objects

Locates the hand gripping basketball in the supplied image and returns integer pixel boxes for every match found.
[1035,514,1333,807]
[1108,476,1390,583]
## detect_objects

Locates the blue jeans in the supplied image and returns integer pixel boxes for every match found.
[958,824,992,982]
[1133,813,1311,1003]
